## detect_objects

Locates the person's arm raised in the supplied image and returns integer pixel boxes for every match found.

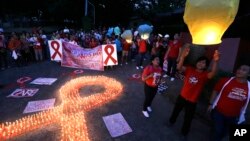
[177,44,190,72]
[207,50,220,79]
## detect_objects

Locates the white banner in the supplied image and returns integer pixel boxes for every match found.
[48,40,62,61]
[23,98,56,114]
[103,113,132,137]
[61,42,104,71]
[102,44,118,66]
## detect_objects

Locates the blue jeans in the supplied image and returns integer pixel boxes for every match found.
[211,109,238,141]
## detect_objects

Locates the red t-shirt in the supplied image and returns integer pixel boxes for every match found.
[123,41,131,51]
[167,40,182,58]
[142,65,162,87]
[215,78,249,117]
[181,67,209,103]
[138,40,147,53]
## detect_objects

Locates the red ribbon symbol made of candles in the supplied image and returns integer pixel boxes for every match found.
[51,41,62,60]
[104,45,117,65]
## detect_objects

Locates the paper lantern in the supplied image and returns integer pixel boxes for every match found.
[183,0,239,45]
[114,26,121,36]
[121,30,133,43]
[138,24,153,40]
[106,27,114,37]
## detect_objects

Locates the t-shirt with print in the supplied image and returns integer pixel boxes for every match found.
[180,67,209,103]
[142,65,162,88]
[214,78,249,117]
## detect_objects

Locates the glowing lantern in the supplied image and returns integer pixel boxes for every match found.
[121,30,133,43]
[114,26,121,36]
[138,24,153,40]
[183,0,239,45]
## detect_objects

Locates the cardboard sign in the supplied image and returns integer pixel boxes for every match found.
[23,98,56,113]
[48,40,62,61]
[7,88,39,98]
[30,78,57,85]
[102,44,118,66]
[103,113,132,137]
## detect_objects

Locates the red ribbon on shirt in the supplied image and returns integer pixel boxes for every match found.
[51,41,62,60]
[104,45,117,65]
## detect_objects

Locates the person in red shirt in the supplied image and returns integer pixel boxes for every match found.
[121,40,131,65]
[208,64,250,141]
[141,56,163,117]
[164,33,182,81]
[167,44,220,140]
[136,37,147,69]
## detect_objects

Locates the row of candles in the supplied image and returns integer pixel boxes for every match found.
[0,76,123,141]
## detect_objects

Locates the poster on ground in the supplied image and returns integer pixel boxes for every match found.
[7,88,39,98]
[30,78,57,85]
[23,98,56,114]
[103,113,132,137]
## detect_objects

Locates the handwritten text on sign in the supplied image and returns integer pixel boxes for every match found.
[23,99,56,114]
[62,42,104,71]
[7,88,39,98]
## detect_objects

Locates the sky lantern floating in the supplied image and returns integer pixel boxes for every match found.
[183,0,239,45]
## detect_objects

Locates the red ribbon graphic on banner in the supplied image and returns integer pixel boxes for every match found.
[104,45,117,65]
[51,41,62,60]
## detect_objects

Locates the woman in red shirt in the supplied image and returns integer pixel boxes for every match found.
[164,33,182,81]
[208,64,250,141]
[167,44,220,140]
[141,56,163,117]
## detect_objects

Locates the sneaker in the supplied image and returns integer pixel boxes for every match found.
[170,77,175,81]
[147,107,152,112]
[140,66,144,69]
[163,74,168,78]
[142,111,149,117]
[120,64,123,66]
[136,66,140,70]
[125,62,128,65]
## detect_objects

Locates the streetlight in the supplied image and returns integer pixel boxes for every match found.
[84,0,105,26]
[88,1,95,26]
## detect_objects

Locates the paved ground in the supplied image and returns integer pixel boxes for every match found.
[0,60,213,141]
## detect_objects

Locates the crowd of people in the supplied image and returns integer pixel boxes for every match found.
[0,26,180,78]
[0,26,249,141]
